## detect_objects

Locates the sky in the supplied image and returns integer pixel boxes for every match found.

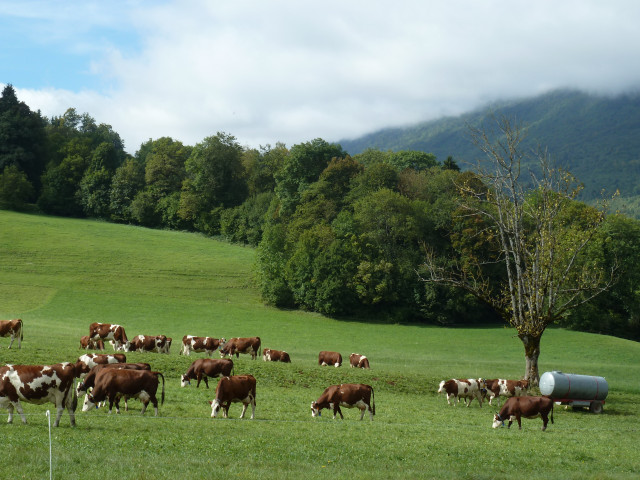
[2,0,640,155]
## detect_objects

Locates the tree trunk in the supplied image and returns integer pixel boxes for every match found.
[519,334,542,387]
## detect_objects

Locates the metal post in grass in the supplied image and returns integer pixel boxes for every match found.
[46,410,52,480]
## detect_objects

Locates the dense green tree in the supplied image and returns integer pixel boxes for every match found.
[0,84,48,193]
[78,167,112,218]
[389,150,438,171]
[274,138,346,215]
[109,159,145,223]
[0,164,34,210]
[220,192,275,246]
[179,132,246,233]
[243,143,287,196]
[38,154,87,216]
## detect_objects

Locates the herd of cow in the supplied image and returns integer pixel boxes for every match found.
[1,319,553,430]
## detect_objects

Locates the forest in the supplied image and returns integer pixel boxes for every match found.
[1,84,639,341]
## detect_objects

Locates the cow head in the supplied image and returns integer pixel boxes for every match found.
[180,375,190,388]
[310,401,321,417]
[492,413,505,429]
[82,393,98,412]
[209,399,222,418]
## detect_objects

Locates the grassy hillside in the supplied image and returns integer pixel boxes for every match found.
[1,211,639,479]
[340,89,640,217]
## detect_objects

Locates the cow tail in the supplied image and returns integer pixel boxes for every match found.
[19,319,23,341]
[156,372,165,406]
[371,387,376,416]
[551,401,554,424]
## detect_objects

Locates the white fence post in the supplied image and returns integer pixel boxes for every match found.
[46,410,52,480]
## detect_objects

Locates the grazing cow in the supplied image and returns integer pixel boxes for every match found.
[0,363,77,427]
[219,337,261,360]
[484,379,530,405]
[77,362,151,396]
[76,363,151,410]
[181,335,225,356]
[82,368,165,416]
[349,353,370,369]
[311,383,375,420]
[129,334,169,353]
[318,351,342,367]
[75,353,126,377]
[492,395,555,431]
[263,348,291,363]
[181,358,234,388]
[79,335,105,350]
[438,378,486,407]
[89,322,130,352]
[208,375,256,419]
[0,319,23,349]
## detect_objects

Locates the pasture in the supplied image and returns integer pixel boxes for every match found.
[1,210,639,479]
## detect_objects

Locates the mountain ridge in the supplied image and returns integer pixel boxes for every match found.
[339,89,640,206]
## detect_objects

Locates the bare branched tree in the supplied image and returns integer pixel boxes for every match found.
[420,116,616,385]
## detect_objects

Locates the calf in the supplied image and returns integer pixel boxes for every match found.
[79,335,105,350]
[181,358,234,388]
[438,378,486,407]
[0,363,77,427]
[349,353,370,369]
[263,348,291,363]
[208,375,256,419]
[318,351,342,367]
[75,353,126,378]
[89,322,130,352]
[76,362,150,410]
[82,368,165,416]
[484,379,529,405]
[181,335,225,356]
[492,395,554,431]
[219,337,261,360]
[129,334,169,353]
[311,383,375,420]
[0,319,23,349]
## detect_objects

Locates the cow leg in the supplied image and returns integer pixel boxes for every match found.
[203,376,209,389]
[250,398,255,419]
[359,407,365,420]
[53,405,65,427]
[516,415,522,430]
[541,413,549,431]
[196,373,202,388]
[223,403,230,418]
[333,406,344,420]
[240,403,248,418]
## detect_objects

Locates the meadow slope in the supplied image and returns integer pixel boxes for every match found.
[1,211,639,480]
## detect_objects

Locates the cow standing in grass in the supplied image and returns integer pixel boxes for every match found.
[0,319,23,349]
[492,396,554,431]
[311,383,375,420]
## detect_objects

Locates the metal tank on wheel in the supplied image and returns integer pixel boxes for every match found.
[539,371,608,413]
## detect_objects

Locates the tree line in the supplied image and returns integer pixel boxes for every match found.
[2,84,639,342]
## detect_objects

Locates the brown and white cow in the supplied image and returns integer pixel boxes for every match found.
[0,363,77,427]
[75,353,126,378]
[438,378,486,407]
[318,351,342,367]
[219,337,261,360]
[0,319,23,349]
[79,335,105,350]
[311,383,375,420]
[82,368,165,416]
[181,358,234,388]
[492,395,555,431]
[181,335,225,356]
[484,379,530,405]
[263,348,291,363]
[349,353,370,369]
[76,362,151,410]
[208,375,256,419]
[89,322,130,352]
[129,334,169,353]
[77,362,151,396]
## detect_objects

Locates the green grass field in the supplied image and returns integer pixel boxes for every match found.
[1,210,639,479]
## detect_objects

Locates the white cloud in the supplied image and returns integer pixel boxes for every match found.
[10,0,640,153]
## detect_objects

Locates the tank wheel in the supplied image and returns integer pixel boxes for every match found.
[589,401,603,414]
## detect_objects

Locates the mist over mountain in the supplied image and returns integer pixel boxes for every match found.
[339,89,640,209]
